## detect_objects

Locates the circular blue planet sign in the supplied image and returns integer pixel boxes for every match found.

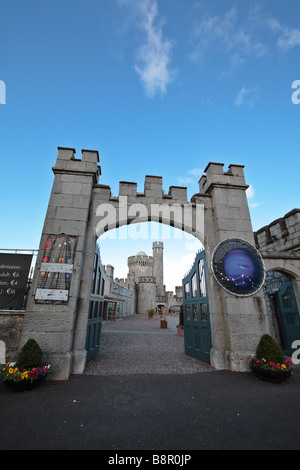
[212,239,265,296]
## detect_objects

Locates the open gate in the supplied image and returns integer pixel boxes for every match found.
[277,279,300,354]
[85,245,106,362]
[182,250,212,363]
[264,271,300,355]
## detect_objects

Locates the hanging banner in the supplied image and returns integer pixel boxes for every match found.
[0,253,33,309]
[35,234,78,304]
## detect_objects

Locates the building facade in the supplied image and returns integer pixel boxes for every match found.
[254,209,300,354]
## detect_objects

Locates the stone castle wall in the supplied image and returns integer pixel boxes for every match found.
[137,276,157,314]
[254,209,300,253]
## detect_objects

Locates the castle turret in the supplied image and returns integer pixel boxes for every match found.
[152,241,164,296]
[128,251,154,283]
[137,276,157,314]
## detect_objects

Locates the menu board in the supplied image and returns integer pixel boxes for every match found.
[35,234,78,304]
[0,253,33,309]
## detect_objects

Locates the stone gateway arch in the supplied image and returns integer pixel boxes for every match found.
[19,147,269,380]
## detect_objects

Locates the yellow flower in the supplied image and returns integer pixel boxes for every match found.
[8,368,14,374]
[21,372,28,379]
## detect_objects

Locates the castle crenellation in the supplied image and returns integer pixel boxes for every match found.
[254,209,300,253]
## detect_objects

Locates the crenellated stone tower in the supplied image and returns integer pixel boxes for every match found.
[152,241,164,297]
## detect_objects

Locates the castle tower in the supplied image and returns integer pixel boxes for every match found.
[137,276,157,314]
[128,251,153,283]
[152,241,164,296]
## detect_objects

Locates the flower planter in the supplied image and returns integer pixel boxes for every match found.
[250,365,292,384]
[177,326,184,336]
[2,374,47,392]
[1,362,50,392]
[160,320,168,329]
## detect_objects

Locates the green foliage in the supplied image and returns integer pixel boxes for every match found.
[16,338,43,369]
[147,308,155,317]
[255,334,284,364]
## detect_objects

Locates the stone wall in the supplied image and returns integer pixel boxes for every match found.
[137,276,157,314]
[255,209,300,253]
[254,208,300,348]
[0,312,24,363]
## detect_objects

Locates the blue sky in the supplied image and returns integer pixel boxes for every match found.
[0,0,299,290]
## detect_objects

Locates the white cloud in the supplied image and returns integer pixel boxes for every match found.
[177,167,204,186]
[164,252,197,290]
[131,0,176,97]
[235,86,259,108]
[189,4,300,75]
[277,26,300,50]
[246,185,261,209]
[187,167,204,178]
[177,176,195,185]
[189,6,267,71]
[250,202,261,209]
[246,184,255,198]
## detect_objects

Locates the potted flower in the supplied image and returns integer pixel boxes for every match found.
[177,305,184,336]
[248,334,293,383]
[147,308,155,319]
[160,310,168,329]
[0,338,50,392]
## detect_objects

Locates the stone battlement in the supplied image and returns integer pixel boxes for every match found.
[138,276,156,284]
[94,174,188,203]
[54,147,101,184]
[199,162,248,194]
[128,255,154,266]
[254,208,300,252]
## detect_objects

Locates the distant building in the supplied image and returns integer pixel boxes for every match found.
[104,241,183,320]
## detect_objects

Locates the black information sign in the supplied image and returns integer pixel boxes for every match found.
[0,253,33,309]
[211,238,265,297]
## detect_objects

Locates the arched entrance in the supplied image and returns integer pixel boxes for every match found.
[17,147,270,380]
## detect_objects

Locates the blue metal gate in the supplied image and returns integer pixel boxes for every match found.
[85,245,106,362]
[277,280,300,354]
[182,250,212,363]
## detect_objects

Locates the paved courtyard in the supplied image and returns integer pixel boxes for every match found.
[1,313,300,451]
[84,314,213,376]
